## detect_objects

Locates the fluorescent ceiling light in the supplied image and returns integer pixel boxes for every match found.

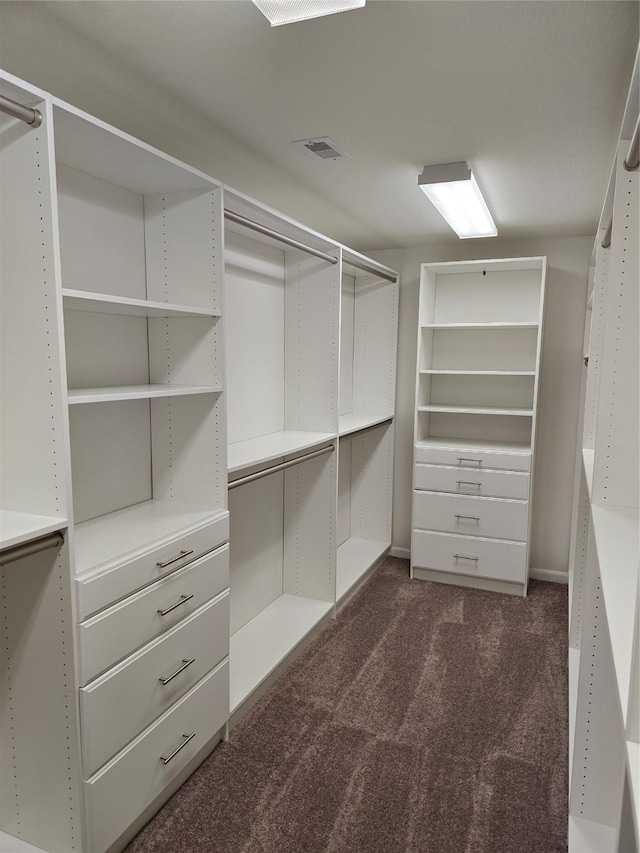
[418,162,498,239]
[252,0,365,27]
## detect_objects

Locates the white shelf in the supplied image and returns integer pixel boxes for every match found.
[416,437,531,454]
[568,816,618,853]
[62,289,220,318]
[0,831,49,853]
[569,646,580,782]
[421,321,539,330]
[67,384,222,404]
[227,430,335,475]
[591,504,639,729]
[336,538,389,602]
[0,510,67,552]
[229,594,333,713]
[582,449,595,499]
[420,369,535,377]
[73,500,226,575]
[418,404,533,417]
[338,412,392,437]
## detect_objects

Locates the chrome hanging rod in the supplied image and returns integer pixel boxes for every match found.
[602,219,613,249]
[624,115,639,171]
[343,257,397,283]
[224,210,338,265]
[228,444,334,490]
[0,531,64,566]
[0,93,42,128]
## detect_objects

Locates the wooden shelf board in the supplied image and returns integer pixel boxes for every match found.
[568,816,618,852]
[227,430,335,475]
[0,510,67,552]
[230,594,333,713]
[418,405,533,417]
[338,412,392,437]
[421,322,539,330]
[336,538,389,602]
[68,384,222,404]
[420,369,535,376]
[74,500,226,575]
[582,449,595,499]
[591,504,639,730]
[62,289,220,319]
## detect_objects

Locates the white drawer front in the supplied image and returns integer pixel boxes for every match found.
[412,529,527,584]
[414,444,531,472]
[414,463,529,500]
[78,544,229,685]
[412,491,528,542]
[80,592,229,778]
[76,512,229,620]
[84,660,228,853]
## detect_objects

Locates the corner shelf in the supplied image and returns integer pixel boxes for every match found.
[418,404,533,417]
[0,510,67,551]
[227,430,335,475]
[62,289,221,318]
[68,384,222,404]
[338,412,392,437]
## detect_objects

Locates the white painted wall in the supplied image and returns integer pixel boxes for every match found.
[371,237,591,576]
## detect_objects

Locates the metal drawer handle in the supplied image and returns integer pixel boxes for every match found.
[159,657,196,686]
[456,480,482,489]
[457,457,482,466]
[454,553,479,562]
[157,593,194,617]
[454,514,480,522]
[160,732,196,765]
[156,549,194,570]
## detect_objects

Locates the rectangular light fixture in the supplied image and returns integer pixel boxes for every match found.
[252,0,365,27]
[418,162,498,239]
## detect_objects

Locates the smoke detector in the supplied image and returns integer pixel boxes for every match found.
[292,136,351,161]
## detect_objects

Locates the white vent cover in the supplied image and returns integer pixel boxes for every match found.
[292,136,351,161]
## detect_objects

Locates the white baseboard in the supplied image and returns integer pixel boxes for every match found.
[390,546,411,560]
[529,567,568,584]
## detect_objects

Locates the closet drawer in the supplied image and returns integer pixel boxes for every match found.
[412,491,528,542]
[78,544,229,685]
[84,660,228,853]
[76,511,229,620]
[414,444,531,472]
[412,529,527,584]
[414,463,529,500]
[80,592,229,778]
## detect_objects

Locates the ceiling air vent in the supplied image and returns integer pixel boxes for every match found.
[292,136,351,161]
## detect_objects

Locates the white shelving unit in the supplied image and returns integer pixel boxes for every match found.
[567,47,639,852]
[411,257,546,595]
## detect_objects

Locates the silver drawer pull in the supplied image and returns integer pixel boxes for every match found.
[454,553,479,562]
[457,457,482,466]
[456,480,482,489]
[156,549,194,570]
[160,732,196,765]
[157,593,194,616]
[159,657,196,686]
[454,514,480,522]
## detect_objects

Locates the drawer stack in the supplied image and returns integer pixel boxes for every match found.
[75,515,230,853]
[411,443,532,590]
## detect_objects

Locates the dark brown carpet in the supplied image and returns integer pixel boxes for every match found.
[126,557,568,853]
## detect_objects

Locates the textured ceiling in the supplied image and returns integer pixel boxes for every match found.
[2,1,638,248]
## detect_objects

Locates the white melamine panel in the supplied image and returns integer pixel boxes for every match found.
[414,440,531,471]
[339,274,355,416]
[283,452,336,603]
[0,103,68,520]
[148,317,224,387]
[419,405,532,417]
[427,327,538,372]
[338,412,393,436]
[83,662,228,853]
[284,249,339,434]
[62,289,221,319]
[412,491,528,542]
[144,189,222,312]
[582,242,608,452]
[568,817,618,853]
[230,595,332,714]
[349,423,394,543]
[352,276,399,416]
[227,431,334,475]
[424,411,533,445]
[0,511,67,551]
[56,163,146,299]
[64,312,149,389]
[225,230,285,445]
[68,385,221,404]
[228,472,284,635]
[412,529,527,584]
[69,399,151,524]
[80,593,229,778]
[0,545,82,852]
[78,544,229,684]
[74,507,228,618]
[414,463,529,500]
[431,268,543,324]
[423,374,535,410]
[336,539,389,602]
[337,438,352,547]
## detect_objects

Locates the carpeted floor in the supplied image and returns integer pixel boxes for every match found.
[126,557,568,853]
